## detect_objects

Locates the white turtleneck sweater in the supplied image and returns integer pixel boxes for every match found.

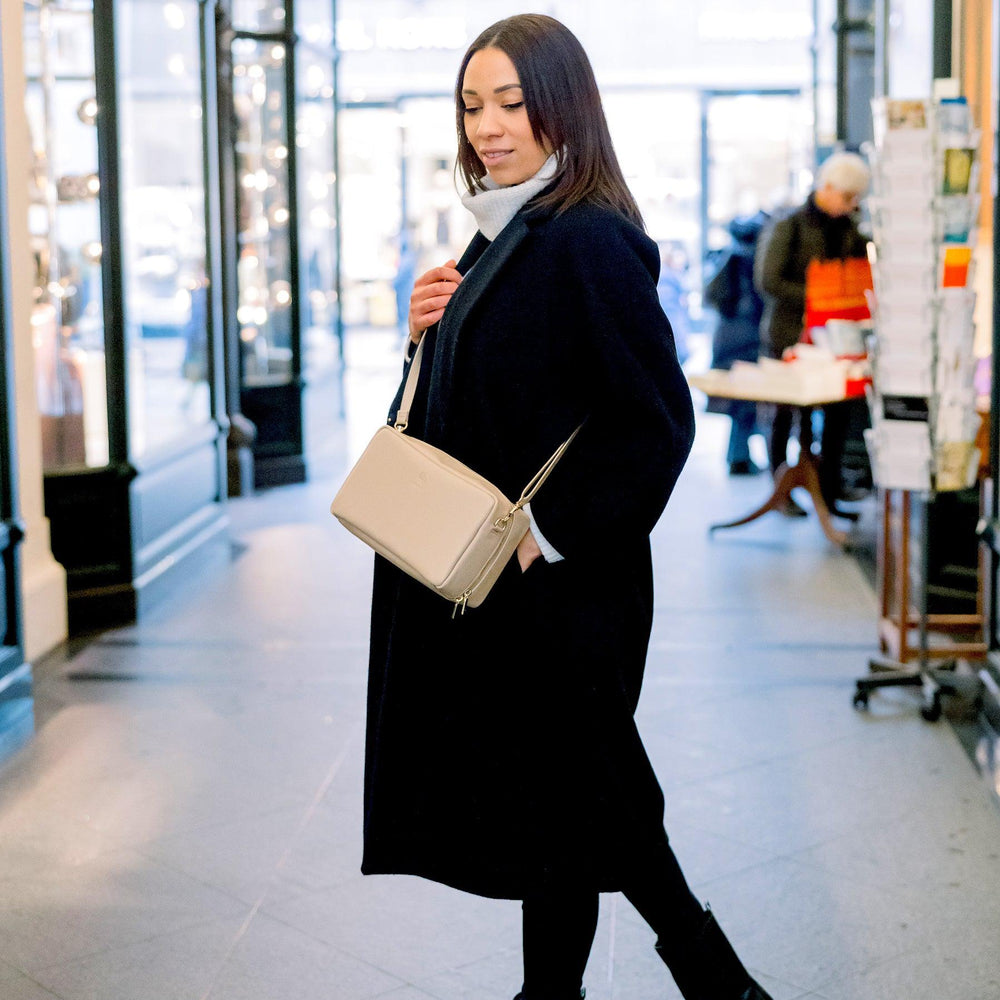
[460,153,559,241]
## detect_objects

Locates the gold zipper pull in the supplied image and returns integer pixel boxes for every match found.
[451,593,469,619]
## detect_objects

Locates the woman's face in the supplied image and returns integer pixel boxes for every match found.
[461,47,552,187]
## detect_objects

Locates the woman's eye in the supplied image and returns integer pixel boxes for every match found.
[463,106,481,115]
[503,102,524,111]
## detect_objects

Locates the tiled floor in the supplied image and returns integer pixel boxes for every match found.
[1,336,999,1000]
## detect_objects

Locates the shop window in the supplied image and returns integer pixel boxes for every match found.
[231,0,286,33]
[25,0,109,470]
[116,0,211,459]
[232,37,294,387]
[338,106,402,330]
[296,44,338,373]
[294,0,334,45]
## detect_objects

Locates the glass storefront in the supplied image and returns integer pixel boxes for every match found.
[226,0,338,485]
[294,3,339,375]
[25,0,216,468]
[24,0,108,470]
[338,99,473,333]
[232,35,295,386]
[24,0,229,633]
[231,0,286,33]
[117,0,212,458]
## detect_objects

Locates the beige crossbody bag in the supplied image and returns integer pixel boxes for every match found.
[330,335,580,616]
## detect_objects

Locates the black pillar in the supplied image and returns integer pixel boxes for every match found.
[932,0,953,80]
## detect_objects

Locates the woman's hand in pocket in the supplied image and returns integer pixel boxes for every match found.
[409,259,463,343]
[517,530,543,573]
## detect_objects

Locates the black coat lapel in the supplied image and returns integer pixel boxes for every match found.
[426,216,532,439]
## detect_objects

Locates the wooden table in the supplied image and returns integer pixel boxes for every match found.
[689,371,867,547]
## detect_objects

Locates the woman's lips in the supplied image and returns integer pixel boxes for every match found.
[481,150,512,163]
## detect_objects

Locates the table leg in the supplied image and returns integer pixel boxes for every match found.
[794,454,848,547]
[708,456,847,546]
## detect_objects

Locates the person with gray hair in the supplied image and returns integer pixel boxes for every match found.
[816,150,872,195]
[754,150,870,517]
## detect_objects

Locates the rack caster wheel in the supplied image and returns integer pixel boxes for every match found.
[920,694,942,722]
[852,689,869,710]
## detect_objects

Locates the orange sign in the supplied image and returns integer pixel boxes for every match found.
[941,246,973,287]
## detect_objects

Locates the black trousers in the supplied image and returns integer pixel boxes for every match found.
[520,835,704,999]
[767,404,814,474]
[768,403,849,505]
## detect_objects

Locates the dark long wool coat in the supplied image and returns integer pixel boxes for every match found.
[362,198,696,900]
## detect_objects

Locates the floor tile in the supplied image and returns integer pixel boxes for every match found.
[671,854,945,994]
[373,989,439,1000]
[0,961,63,1000]
[0,397,996,1000]
[809,933,1000,1000]
[0,847,247,974]
[137,792,365,907]
[263,875,523,983]
[33,912,404,1000]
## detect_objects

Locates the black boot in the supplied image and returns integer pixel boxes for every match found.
[653,907,773,1000]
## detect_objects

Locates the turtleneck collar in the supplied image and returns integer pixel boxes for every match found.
[460,154,559,241]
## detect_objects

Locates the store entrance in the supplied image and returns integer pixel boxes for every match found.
[702,89,812,258]
[335,87,814,403]
[339,97,472,339]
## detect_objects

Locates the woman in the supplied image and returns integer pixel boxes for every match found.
[364,15,773,1000]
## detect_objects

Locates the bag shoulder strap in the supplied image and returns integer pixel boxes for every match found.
[394,335,426,432]
[514,425,582,509]
[392,334,582,507]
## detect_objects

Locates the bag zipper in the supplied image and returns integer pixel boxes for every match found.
[450,501,522,618]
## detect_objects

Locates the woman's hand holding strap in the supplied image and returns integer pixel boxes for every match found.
[409,259,463,343]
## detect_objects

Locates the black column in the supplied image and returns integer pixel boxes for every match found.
[932,0,953,80]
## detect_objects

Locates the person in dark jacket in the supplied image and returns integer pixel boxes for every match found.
[754,152,870,517]
[704,212,769,475]
[363,15,773,1000]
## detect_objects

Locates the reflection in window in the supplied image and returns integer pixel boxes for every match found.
[25,0,109,470]
[231,0,286,33]
[296,45,338,374]
[233,37,294,386]
[294,0,333,46]
[117,0,211,459]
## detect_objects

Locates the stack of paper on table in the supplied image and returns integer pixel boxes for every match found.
[691,355,853,406]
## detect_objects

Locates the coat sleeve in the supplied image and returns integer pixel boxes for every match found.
[526,217,696,561]
[754,215,804,310]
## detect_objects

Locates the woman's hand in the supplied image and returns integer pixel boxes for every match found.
[409,259,463,344]
[517,530,543,573]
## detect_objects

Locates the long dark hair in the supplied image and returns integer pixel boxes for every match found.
[454,14,643,228]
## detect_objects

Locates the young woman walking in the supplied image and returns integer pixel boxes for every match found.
[363,14,773,1000]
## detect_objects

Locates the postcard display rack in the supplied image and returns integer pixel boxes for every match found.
[854,94,987,718]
